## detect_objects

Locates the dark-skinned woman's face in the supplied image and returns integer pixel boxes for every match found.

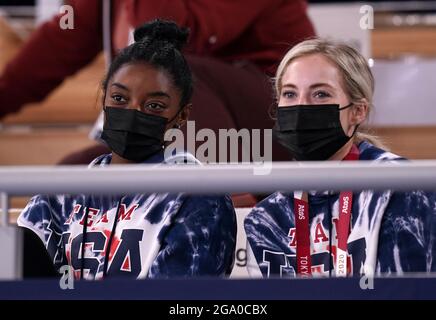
[104,62,189,129]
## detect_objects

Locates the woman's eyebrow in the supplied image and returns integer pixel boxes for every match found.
[147,91,170,99]
[282,83,335,90]
[309,83,335,89]
[111,82,129,91]
[282,84,297,89]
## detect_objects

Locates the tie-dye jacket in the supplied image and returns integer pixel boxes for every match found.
[244,141,436,277]
[18,151,237,280]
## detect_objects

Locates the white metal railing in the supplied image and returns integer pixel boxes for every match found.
[1,161,436,224]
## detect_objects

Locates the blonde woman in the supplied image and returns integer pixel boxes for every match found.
[244,39,436,278]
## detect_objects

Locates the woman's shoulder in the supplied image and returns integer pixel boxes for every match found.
[254,192,292,209]
[358,141,406,161]
[162,151,201,165]
[181,194,235,216]
[88,153,112,167]
[245,191,293,225]
[17,193,82,240]
[386,190,436,217]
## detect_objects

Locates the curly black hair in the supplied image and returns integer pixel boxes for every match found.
[102,19,193,107]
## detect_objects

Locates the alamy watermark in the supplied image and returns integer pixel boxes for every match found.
[58,4,374,32]
[360,5,374,30]
[59,265,74,290]
[59,5,74,30]
[164,121,273,175]
[359,266,375,290]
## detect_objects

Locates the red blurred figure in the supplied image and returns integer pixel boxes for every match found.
[0,0,315,163]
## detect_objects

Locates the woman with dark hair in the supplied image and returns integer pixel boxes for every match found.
[0,0,315,164]
[17,20,237,280]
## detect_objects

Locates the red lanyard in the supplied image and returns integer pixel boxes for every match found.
[294,145,359,277]
[294,191,311,277]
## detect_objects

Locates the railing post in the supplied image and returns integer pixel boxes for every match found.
[1,192,9,226]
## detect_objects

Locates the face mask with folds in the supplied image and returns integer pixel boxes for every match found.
[272,103,357,161]
[101,106,168,162]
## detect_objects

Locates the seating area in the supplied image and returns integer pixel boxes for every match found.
[1,12,436,169]
[0,1,436,289]
[1,10,436,220]
[0,15,102,167]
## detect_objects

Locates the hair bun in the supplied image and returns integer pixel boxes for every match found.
[133,19,189,50]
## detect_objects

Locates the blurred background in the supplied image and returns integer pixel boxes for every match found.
[1,0,436,166]
[1,0,436,279]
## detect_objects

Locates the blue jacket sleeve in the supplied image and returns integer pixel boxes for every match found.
[147,195,237,278]
[377,190,436,273]
[17,194,67,270]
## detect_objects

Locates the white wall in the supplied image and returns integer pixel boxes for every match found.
[0,226,22,280]
[230,208,250,278]
[371,58,436,126]
[308,3,436,126]
[36,0,62,25]
[308,3,371,58]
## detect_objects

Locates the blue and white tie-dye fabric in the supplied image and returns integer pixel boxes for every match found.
[18,151,237,280]
[244,141,436,278]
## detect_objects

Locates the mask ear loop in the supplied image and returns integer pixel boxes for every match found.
[351,123,360,137]
[339,103,360,137]
[338,102,354,111]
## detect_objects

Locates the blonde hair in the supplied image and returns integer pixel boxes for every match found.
[275,38,385,148]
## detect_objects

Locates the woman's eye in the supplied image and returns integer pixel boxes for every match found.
[282,91,296,99]
[314,91,331,99]
[145,103,165,112]
[111,94,127,103]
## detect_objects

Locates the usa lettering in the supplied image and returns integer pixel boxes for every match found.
[65,203,139,227]
[263,237,367,277]
[288,221,330,247]
[63,228,144,279]
[283,222,367,276]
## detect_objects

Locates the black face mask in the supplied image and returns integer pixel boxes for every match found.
[101,107,168,162]
[272,103,357,161]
